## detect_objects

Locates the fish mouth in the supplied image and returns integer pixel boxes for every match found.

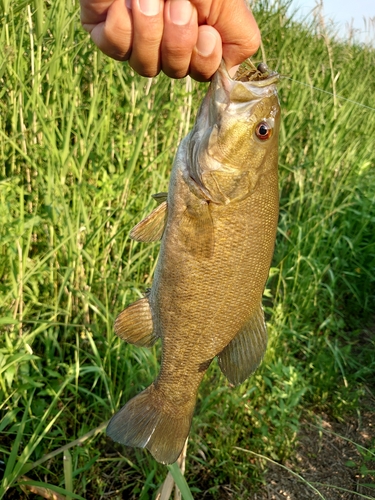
[209,59,279,106]
[219,60,279,88]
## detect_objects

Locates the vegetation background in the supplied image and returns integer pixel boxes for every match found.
[0,0,374,498]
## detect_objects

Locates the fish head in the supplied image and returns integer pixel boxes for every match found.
[188,61,280,203]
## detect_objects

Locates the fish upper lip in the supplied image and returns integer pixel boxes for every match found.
[245,73,279,87]
[218,60,279,87]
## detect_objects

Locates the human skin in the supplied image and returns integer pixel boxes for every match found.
[80,0,261,81]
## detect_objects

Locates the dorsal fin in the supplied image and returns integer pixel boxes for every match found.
[152,192,168,205]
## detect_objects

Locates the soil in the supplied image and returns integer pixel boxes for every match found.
[3,400,374,499]
[254,397,375,500]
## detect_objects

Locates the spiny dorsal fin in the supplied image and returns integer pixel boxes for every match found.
[130,201,168,242]
[178,200,214,260]
[114,296,158,347]
[217,303,267,385]
[152,192,168,205]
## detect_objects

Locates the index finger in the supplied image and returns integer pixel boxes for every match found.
[82,0,133,61]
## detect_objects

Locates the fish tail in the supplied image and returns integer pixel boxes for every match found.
[107,385,193,464]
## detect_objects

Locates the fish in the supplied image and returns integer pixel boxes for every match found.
[107,60,281,465]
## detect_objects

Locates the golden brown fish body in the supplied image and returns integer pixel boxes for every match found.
[107,62,280,464]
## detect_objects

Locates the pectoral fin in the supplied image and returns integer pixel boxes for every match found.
[130,201,168,242]
[217,304,268,385]
[114,296,158,347]
[179,201,214,259]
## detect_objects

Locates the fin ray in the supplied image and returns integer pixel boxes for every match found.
[130,201,168,242]
[114,297,157,347]
[152,192,168,205]
[217,304,267,385]
[107,385,192,464]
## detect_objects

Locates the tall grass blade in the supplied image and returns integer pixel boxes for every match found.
[166,463,194,500]
[63,450,73,500]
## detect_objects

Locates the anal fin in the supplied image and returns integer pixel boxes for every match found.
[130,200,168,242]
[114,296,158,347]
[217,303,268,385]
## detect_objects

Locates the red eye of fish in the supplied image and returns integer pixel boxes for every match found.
[255,122,272,141]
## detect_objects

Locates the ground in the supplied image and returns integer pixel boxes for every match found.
[254,400,375,500]
[5,398,374,499]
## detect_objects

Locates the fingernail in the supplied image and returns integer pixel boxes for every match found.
[139,0,160,16]
[126,0,131,9]
[169,0,193,25]
[196,31,216,56]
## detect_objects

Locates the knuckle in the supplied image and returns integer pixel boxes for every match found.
[163,66,188,79]
[129,59,160,77]
[103,24,130,46]
[161,39,195,70]
[135,17,164,44]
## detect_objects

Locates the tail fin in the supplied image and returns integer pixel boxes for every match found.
[107,385,193,464]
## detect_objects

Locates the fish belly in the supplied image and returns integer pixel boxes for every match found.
[151,164,279,398]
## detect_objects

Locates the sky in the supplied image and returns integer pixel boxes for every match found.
[287,0,375,43]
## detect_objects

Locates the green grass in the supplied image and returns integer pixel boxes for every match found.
[1,0,375,498]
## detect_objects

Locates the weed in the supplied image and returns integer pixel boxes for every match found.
[1,0,374,498]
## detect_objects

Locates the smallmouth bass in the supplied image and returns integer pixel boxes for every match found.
[107,61,280,464]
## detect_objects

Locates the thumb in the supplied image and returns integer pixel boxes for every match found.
[201,0,261,70]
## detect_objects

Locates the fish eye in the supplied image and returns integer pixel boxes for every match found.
[255,122,272,141]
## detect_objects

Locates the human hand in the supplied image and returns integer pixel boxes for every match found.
[80,0,260,81]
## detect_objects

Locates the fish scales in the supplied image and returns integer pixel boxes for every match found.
[107,61,281,464]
